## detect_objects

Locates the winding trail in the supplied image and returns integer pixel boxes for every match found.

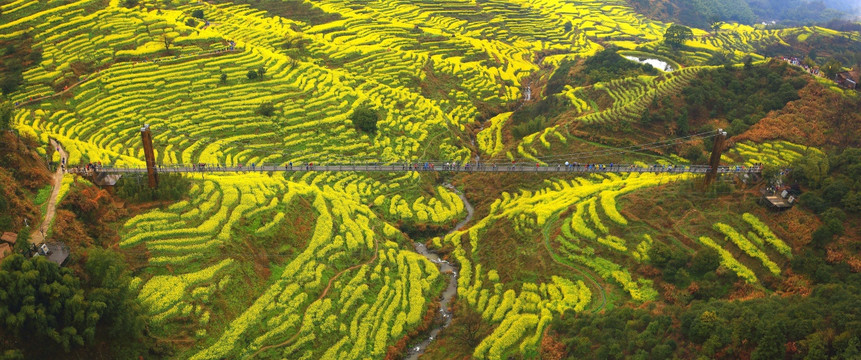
[405,183,474,360]
[14,76,98,109]
[30,139,67,245]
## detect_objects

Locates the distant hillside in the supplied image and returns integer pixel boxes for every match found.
[627,0,853,28]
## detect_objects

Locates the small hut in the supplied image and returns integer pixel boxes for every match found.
[836,72,857,90]
[760,187,795,211]
[32,242,70,267]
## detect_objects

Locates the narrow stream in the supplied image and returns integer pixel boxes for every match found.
[405,184,474,360]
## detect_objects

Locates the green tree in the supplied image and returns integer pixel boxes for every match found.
[842,337,860,360]
[710,19,724,34]
[350,104,379,134]
[843,191,861,213]
[256,102,275,117]
[84,248,146,339]
[664,24,693,48]
[219,73,227,84]
[751,323,784,360]
[246,69,258,80]
[728,118,748,136]
[803,333,828,360]
[1,72,23,94]
[676,108,689,135]
[13,230,29,255]
[0,101,13,131]
[191,9,204,20]
[282,34,310,54]
[836,148,861,179]
[792,152,830,189]
[648,241,690,283]
[822,59,842,79]
[160,29,175,51]
[0,255,102,351]
[691,248,720,275]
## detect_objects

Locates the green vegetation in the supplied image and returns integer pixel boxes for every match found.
[114,173,191,203]
[642,61,806,135]
[350,104,380,134]
[1,0,860,359]
[213,0,342,26]
[550,281,861,359]
[256,101,276,117]
[0,255,102,352]
[547,47,660,94]
[0,36,40,95]
[793,148,861,251]
[0,250,145,355]
[0,101,12,130]
[33,184,51,205]
[664,24,694,48]
[628,0,851,28]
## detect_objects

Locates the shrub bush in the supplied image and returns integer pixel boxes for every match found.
[351,104,379,133]
[256,102,275,117]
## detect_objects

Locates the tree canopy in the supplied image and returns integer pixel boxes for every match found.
[0,101,12,131]
[664,24,693,47]
[822,59,843,79]
[0,255,101,351]
[792,151,830,189]
[350,104,380,134]
[0,249,145,355]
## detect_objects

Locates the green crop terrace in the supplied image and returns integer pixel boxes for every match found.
[2,0,857,358]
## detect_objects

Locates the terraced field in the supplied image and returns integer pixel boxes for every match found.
[2,0,853,358]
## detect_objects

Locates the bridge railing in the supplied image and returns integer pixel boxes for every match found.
[66,162,763,175]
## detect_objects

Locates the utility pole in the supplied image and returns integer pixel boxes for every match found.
[141,124,159,188]
[703,129,727,189]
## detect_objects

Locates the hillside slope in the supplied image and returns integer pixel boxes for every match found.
[626,0,854,28]
[1,0,860,359]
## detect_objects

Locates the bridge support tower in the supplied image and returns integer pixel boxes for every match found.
[141,124,158,188]
[703,129,727,188]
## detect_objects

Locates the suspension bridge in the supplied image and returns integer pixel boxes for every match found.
[67,126,751,187]
[70,162,761,175]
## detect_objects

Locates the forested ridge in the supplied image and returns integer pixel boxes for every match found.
[627,0,856,28]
